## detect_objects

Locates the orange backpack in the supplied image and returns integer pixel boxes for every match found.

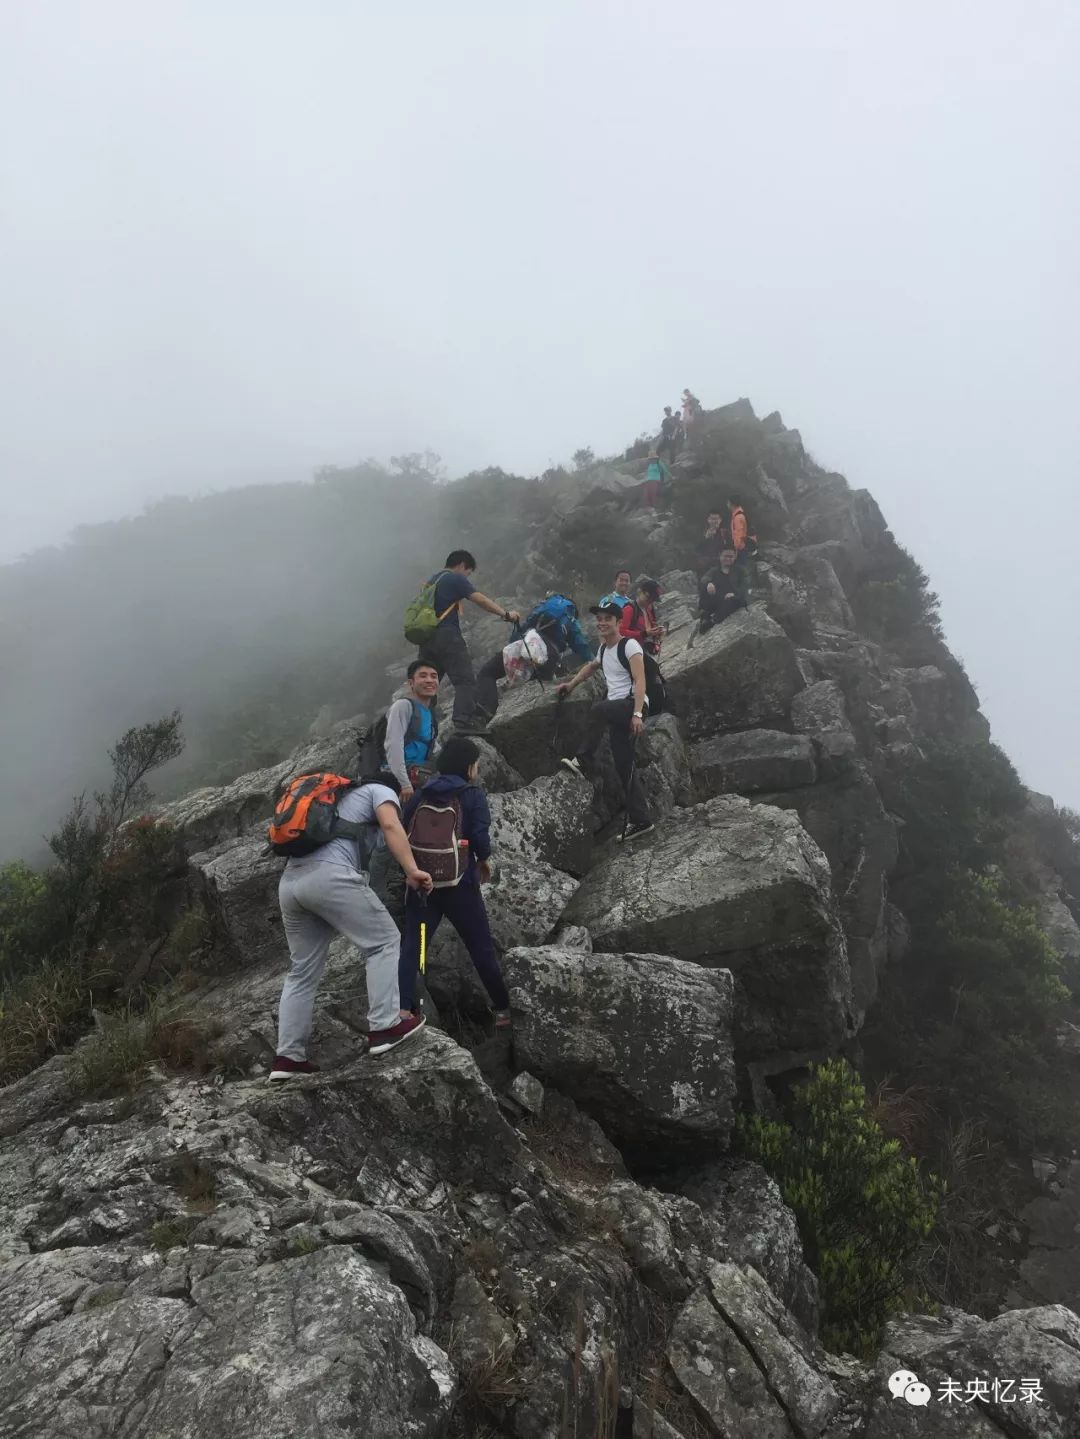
[268,772,361,857]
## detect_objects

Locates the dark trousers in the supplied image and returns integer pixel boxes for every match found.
[575,698,651,828]
[419,625,475,727]
[476,649,558,720]
[399,881,509,1011]
[698,578,746,630]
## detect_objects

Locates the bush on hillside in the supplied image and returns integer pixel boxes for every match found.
[0,713,189,1084]
[739,1059,940,1356]
[852,544,943,653]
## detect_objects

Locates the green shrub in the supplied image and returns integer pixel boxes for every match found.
[0,862,50,985]
[739,1059,940,1355]
[0,959,89,1084]
[149,1216,202,1252]
[852,544,942,650]
[69,1001,224,1095]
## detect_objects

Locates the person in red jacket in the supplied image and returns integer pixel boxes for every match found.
[619,578,663,656]
[728,497,757,567]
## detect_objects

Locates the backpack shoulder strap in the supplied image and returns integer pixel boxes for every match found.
[616,637,630,672]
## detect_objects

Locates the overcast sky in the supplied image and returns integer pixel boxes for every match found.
[2,1,1077,806]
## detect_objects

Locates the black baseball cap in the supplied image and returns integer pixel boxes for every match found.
[589,603,622,618]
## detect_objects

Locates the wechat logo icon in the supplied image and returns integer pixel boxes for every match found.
[888,1369,932,1406]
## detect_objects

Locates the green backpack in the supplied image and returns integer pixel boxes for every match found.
[404,571,456,646]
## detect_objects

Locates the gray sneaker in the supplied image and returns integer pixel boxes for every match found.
[618,821,656,843]
[560,757,585,778]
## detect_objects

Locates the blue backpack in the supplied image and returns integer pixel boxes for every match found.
[524,594,578,635]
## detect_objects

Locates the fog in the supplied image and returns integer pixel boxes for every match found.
[1,1,1078,834]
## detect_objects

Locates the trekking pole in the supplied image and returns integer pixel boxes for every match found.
[549,689,565,757]
[620,735,639,843]
[419,891,428,976]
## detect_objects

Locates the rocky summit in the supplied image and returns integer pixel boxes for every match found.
[2,400,1079,1438]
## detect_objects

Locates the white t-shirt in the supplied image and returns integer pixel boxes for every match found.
[286,782,399,871]
[598,638,644,703]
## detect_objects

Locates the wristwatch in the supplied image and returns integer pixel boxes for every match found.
[633,711,643,719]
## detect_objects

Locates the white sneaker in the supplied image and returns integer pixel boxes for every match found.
[560,757,584,778]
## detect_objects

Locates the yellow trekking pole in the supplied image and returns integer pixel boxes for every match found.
[419,892,427,975]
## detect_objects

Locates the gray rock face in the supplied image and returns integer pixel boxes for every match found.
[423,858,578,1014]
[504,945,736,1162]
[1015,1160,1080,1315]
[561,796,852,1060]
[691,729,817,797]
[868,1304,1080,1439]
[157,718,364,854]
[671,1159,819,1334]
[663,607,805,741]
[791,680,859,776]
[667,1262,839,1438]
[471,736,526,794]
[759,766,898,1019]
[188,832,284,971]
[487,770,594,876]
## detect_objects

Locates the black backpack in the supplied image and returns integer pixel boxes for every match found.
[611,639,668,716]
[357,698,439,779]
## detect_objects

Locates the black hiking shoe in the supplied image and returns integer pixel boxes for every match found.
[453,720,489,737]
[618,822,656,843]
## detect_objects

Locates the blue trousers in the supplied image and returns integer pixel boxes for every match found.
[399,881,510,1011]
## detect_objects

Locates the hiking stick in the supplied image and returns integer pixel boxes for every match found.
[550,689,565,757]
[419,892,428,976]
[620,734,639,842]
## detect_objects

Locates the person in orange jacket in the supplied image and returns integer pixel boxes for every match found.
[728,497,757,571]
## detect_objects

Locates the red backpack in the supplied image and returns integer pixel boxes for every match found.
[268,772,361,857]
[407,793,468,888]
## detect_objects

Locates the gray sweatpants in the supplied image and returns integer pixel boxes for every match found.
[277,862,401,1059]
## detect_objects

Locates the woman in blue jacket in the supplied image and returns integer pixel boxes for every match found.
[398,736,511,1027]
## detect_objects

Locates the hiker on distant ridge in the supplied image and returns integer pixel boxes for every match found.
[558,604,655,842]
[659,406,680,463]
[399,737,512,1030]
[620,578,664,656]
[474,592,593,722]
[698,546,749,632]
[682,389,702,432]
[642,449,671,509]
[268,773,433,1080]
[413,550,521,736]
[598,569,635,613]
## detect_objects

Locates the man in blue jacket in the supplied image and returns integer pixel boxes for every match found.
[398,737,511,1028]
[474,593,593,722]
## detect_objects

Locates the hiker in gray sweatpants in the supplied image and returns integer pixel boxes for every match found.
[272,779,434,1078]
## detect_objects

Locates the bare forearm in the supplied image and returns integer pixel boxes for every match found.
[471,591,509,619]
[563,661,599,692]
[380,815,421,875]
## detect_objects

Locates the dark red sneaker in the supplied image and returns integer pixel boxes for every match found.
[368,1014,426,1057]
[268,1056,320,1083]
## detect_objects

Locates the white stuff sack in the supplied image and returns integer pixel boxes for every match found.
[502,628,549,684]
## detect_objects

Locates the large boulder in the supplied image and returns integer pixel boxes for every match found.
[504,945,735,1164]
[561,796,852,1060]
[690,730,816,797]
[867,1304,1080,1439]
[667,1262,839,1439]
[664,607,805,741]
[487,770,593,876]
[156,718,364,855]
[189,832,284,971]
[758,766,898,1019]
[423,860,578,1014]
[669,1159,819,1334]
[0,1246,455,1439]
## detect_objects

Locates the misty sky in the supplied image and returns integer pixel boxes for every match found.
[2,2,1077,807]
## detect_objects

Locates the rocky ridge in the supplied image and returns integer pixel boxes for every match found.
[1,400,1078,1437]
